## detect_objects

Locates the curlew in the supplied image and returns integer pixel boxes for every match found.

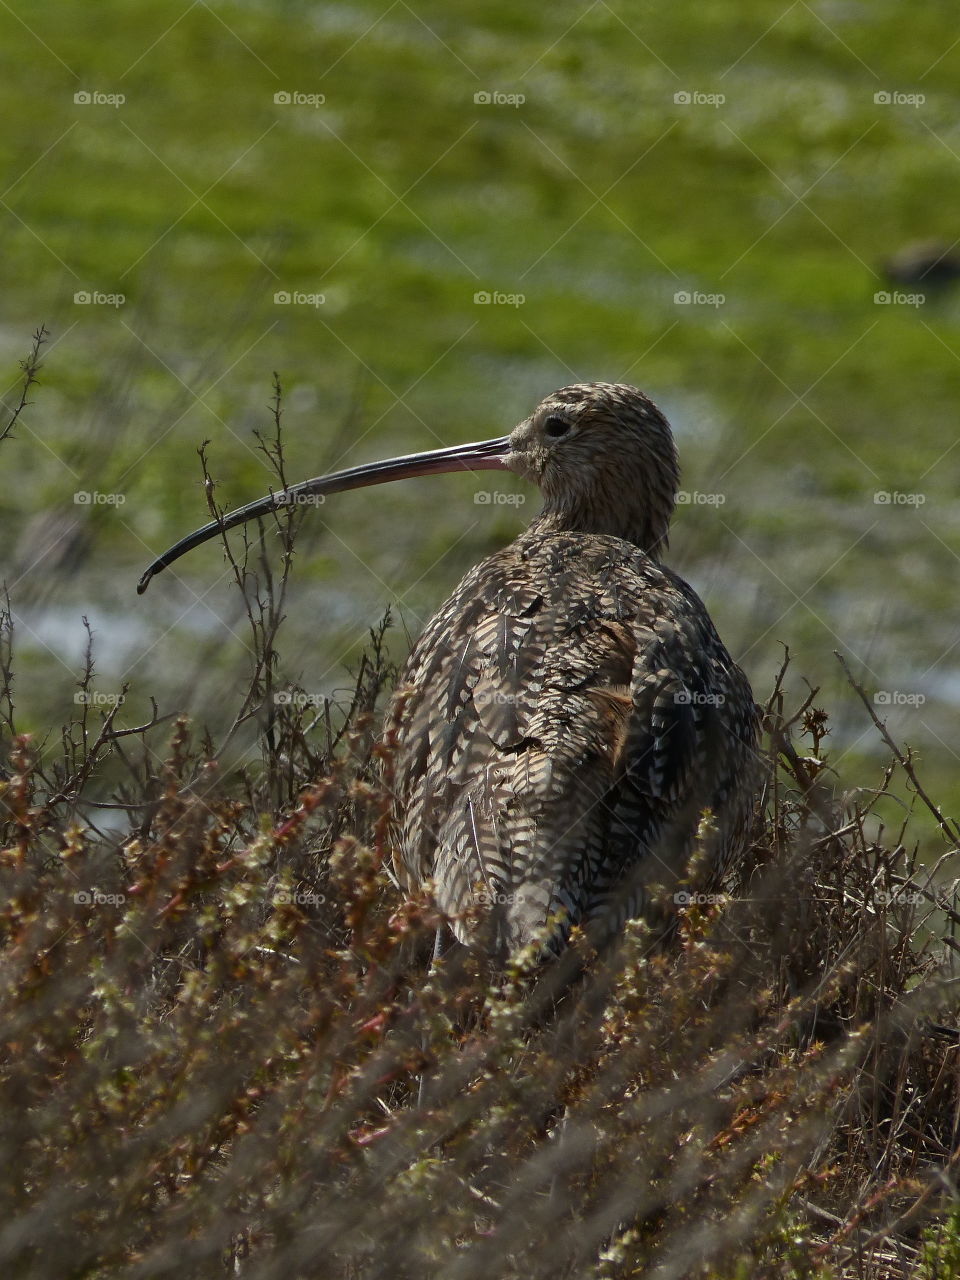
[139,383,760,957]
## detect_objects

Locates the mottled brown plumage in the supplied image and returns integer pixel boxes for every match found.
[385,383,759,955]
[137,380,760,960]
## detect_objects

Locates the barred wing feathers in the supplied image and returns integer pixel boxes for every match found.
[385,530,757,953]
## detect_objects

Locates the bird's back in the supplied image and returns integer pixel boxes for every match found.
[385,525,759,956]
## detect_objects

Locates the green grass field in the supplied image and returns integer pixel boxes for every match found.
[2,3,959,802]
[3,6,960,1275]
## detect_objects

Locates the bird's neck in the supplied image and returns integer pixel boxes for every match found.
[527,502,669,561]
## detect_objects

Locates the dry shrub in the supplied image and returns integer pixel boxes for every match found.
[0,349,957,1279]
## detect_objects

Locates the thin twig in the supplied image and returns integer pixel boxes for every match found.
[836,651,960,847]
[0,324,47,446]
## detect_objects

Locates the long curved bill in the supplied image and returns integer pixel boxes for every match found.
[137,434,513,594]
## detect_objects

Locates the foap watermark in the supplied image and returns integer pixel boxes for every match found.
[275,489,325,507]
[674,890,724,905]
[274,90,325,107]
[874,290,924,307]
[874,690,925,708]
[74,690,125,707]
[474,888,517,906]
[873,888,924,906]
[274,691,324,708]
[676,490,725,506]
[873,490,925,506]
[674,290,725,308]
[272,888,327,906]
[474,290,525,307]
[74,291,125,308]
[474,689,518,708]
[674,90,725,108]
[74,90,125,107]
[74,490,126,506]
[674,690,726,707]
[474,90,525,107]
[74,889,126,906]
[474,490,525,506]
[874,91,925,107]
[274,290,325,307]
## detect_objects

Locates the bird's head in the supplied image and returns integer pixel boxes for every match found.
[505,382,679,558]
[136,381,679,592]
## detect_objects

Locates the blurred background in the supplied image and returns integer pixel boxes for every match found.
[1,0,958,830]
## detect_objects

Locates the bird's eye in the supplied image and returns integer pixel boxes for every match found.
[543,414,570,439]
